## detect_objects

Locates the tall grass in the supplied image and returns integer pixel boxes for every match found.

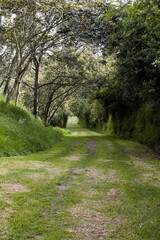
[0,97,63,156]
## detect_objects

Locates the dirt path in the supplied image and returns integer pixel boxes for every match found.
[0,122,160,239]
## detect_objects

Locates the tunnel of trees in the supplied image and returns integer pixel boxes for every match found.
[0,0,160,148]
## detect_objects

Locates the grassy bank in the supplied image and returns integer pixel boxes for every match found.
[106,103,160,150]
[0,98,63,156]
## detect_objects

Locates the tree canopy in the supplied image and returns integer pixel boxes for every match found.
[0,0,159,127]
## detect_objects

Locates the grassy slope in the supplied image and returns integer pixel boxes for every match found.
[0,99,63,156]
[0,119,160,239]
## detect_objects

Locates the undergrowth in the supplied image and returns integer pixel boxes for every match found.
[0,98,63,156]
[106,103,160,149]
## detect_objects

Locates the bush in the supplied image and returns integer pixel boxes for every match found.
[106,102,160,148]
[50,111,68,128]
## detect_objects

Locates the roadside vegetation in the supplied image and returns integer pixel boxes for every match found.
[0,97,62,156]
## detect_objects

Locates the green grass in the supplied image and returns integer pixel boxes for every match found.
[0,98,63,156]
[0,118,160,239]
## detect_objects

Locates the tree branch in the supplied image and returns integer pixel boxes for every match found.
[38,76,80,89]
[22,81,34,90]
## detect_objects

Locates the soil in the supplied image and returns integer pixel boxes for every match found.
[84,139,97,154]
[0,182,30,193]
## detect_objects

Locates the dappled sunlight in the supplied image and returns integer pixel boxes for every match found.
[66,116,103,137]
[67,116,79,128]
[67,126,103,137]
[70,129,102,137]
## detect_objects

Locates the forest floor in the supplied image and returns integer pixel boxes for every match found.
[0,118,160,239]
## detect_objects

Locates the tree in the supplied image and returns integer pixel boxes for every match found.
[0,0,134,124]
[21,48,107,123]
[103,0,160,109]
[0,0,111,105]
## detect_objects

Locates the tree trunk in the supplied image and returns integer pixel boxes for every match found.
[15,81,21,106]
[48,87,80,123]
[3,51,18,96]
[6,83,17,105]
[33,55,42,119]
[44,85,62,122]
[44,91,55,122]
[5,56,32,106]
[48,100,64,123]
[5,73,20,105]
[34,66,39,119]
[3,78,10,96]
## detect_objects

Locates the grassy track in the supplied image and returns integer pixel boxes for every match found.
[0,119,160,239]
